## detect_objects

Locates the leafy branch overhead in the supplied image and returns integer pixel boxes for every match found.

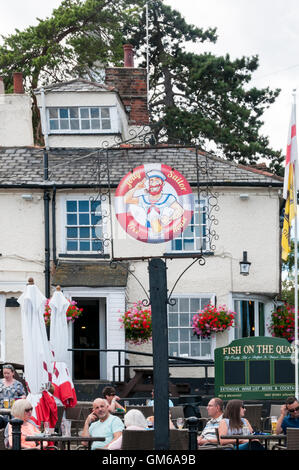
[0,0,283,173]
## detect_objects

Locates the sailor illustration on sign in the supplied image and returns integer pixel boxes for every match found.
[124,169,184,234]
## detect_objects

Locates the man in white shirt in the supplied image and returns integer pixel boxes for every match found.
[197,398,224,446]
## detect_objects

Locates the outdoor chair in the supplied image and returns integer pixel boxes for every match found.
[0,429,7,450]
[262,404,282,432]
[272,427,299,450]
[65,406,83,435]
[198,406,209,418]
[121,429,189,450]
[170,406,184,420]
[125,405,154,419]
[244,404,263,431]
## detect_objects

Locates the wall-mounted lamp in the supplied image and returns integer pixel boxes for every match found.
[240,251,251,276]
[5,297,19,307]
[21,194,33,200]
[125,105,132,113]
[239,193,249,200]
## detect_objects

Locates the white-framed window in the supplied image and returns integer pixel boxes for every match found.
[170,199,209,252]
[168,294,215,359]
[65,197,104,253]
[48,106,118,133]
[233,298,266,339]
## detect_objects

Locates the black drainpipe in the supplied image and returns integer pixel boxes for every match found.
[52,185,57,267]
[43,150,51,298]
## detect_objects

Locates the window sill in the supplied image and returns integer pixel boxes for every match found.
[58,253,109,259]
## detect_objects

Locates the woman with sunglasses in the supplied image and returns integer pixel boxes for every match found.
[7,398,48,449]
[102,386,125,413]
[0,364,26,429]
[276,396,299,435]
[218,399,264,450]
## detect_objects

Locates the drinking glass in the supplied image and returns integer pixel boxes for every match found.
[271,416,277,433]
[176,418,184,429]
[44,421,50,436]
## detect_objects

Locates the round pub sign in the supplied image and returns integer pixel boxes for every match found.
[115,163,194,243]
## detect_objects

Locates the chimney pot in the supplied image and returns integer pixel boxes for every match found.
[13,72,24,94]
[0,77,4,94]
[123,44,134,68]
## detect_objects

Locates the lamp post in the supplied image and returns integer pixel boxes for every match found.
[240,251,251,276]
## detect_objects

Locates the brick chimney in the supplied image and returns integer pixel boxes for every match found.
[0,77,4,94]
[13,72,24,94]
[105,44,149,124]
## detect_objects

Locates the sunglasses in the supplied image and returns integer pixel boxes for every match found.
[25,408,33,412]
[109,393,116,396]
[287,406,299,413]
[3,364,14,371]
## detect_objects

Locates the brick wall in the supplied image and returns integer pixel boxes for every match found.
[105,67,149,124]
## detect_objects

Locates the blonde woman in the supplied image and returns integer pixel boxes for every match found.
[8,399,47,449]
[108,409,147,450]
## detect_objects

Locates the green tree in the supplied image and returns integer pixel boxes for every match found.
[0,0,143,142]
[127,0,282,172]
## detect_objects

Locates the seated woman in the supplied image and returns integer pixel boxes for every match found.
[8,399,48,449]
[102,386,125,413]
[218,399,264,450]
[0,364,26,429]
[108,409,147,450]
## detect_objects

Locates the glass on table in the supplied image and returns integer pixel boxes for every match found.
[176,418,185,430]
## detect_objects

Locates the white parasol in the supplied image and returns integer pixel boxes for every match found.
[49,286,77,407]
[17,278,57,426]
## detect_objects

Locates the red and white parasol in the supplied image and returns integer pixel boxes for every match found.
[17,278,57,427]
[49,286,77,408]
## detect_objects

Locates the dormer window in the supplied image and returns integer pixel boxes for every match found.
[47,106,118,133]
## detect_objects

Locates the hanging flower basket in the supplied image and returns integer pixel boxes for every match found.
[192,304,236,339]
[268,303,295,342]
[119,301,152,345]
[44,299,83,326]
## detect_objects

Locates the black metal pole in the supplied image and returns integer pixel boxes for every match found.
[149,258,169,450]
[186,416,199,450]
[10,418,23,450]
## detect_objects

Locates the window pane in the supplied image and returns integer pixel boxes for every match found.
[80,108,89,118]
[179,328,189,342]
[67,227,77,238]
[81,120,90,130]
[67,240,78,251]
[101,108,110,118]
[169,299,178,312]
[79,213,89,225]
[49,108,58,118]
[169,328,178,342]
[179,343,189,356]
[67,201,77,212]
[49,120,59,130]
[79,201,89,212]
[92,240,103,251]
[169,313,178,327]
[67,214,77,225]
[70,108,79,118]
[169,344,179,356]
[59,108,69,119]
[80,241,90,251]
[91,119,100,129]
[179,298,189,312]
[179,313,190,326]
[90,108,99,118]
[91,201,101,214]
[190,298,200,312]
[70,120,79,130]
[183,238,194,250]
[60,120,69,130]
[80,227,90,238]
[191,343,201,357]
[201,341,211,357]
[102,119,111,129]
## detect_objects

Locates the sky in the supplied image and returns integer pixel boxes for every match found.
[0,0,299,156]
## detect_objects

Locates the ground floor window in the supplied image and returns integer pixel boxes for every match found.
[168,295,214,359]
[233,299,265,338]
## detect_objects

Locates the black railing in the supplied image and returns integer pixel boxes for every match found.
[68,348,215,394]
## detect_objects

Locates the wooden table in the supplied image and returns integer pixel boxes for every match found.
[220,433,286,450]
[25,434,105,450]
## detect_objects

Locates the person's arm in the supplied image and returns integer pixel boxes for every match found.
[81,411,98,446]
[107,396,125,413]
[103,431,122,449]
[276,405,288,434]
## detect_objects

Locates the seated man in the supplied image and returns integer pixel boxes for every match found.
[197,398,224,446]
[102,386,125,413]
[82,398,124,450]
[276,396,299,434]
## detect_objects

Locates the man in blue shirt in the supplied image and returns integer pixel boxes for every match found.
[276,396,299,434]
[81,398,124,449]
[147,389,174,407]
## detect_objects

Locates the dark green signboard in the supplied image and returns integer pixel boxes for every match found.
[214,337,295,400]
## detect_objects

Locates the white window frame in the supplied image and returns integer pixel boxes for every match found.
[169,198,210,253]
[62,194,108,255]
[168,293,216,360]
[47,106,119,134]
[232,294,271,340]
